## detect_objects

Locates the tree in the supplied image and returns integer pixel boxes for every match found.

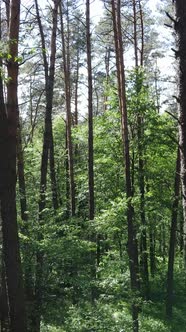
[33,1,59,330]
[59,0,76,216]
[166,149,180,318]
[86,0,94,221]
[175,0,186,266]
[111,0,139,331]
[0,0,27,330]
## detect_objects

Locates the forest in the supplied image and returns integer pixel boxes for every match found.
[0,0,186,331]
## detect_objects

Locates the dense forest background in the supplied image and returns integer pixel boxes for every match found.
[0,0,186,332]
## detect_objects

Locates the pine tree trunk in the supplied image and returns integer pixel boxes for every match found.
[166,149,180,318]
[132,0,149,298]
[175,0,186,267]
[60,2,76,216]
[86,0,94,221]
[33,2,59,330]
[111,1,139,330]
[0,1,27,330]
[17,121,28,222]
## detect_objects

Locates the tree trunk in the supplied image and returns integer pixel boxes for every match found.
[17,121,28,222]
[149,223,156,277]
[175,0,186,267]
[60,1,76,216]
[86,0,94,221]
[132,0,149,298]
[166,149,180,318]
[111,1,139,330]
[17,117,35,331]
[33,2,59,330]
[0,1,27,331]
[35,0,59,213]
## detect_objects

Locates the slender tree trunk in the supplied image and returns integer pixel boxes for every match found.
[48,0,59,211]
[132,0,149,298]
[149,223,156,277]
[17,121,28,222]
[17,116,34,331]
[86,0,94,221]
[86,0,97,302]
[179,210,184,253]
[104,47,109,112]
[132,0,138,68]
[0,7,9,328]
[166,149,180,318]
[35,0,59,213]
[0,1,27,331]
[33,2,59,330]
[0,203,10,332]
[138,0,144,66]
[60,1,76,216]
[175,0,186,267]
[111,1,139,330]
[74,43,80,127]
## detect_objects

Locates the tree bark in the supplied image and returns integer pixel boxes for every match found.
[166,149,180,318]
[0,0,27,331]
[175,0,186,267]
[132,0,149,298]
[86,0,94,221]
[33,1,59,330]
[35,0,59,213]
[17,120,28,222]
[111,1,139,330]
[59,1,76,216]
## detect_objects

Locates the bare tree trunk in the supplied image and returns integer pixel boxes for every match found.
[17,117,34,331]
[149,222,156,277]
[86,0,94,221]
[0,7,9,329]
[175,0,186,267]
[74,43,80,127]
[86,0,97,302]
[60,1,76,216]
[17,121,28,222]
[33,2,59,330]
[0,0,27,330]
[35,0,59,213]
[0,202,10,332]
[111,1,139,330]
[132,0,149,298]
[104,47,111,112]
[166,149,180,318]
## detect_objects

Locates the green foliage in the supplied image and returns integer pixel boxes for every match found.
[17,64,184,332]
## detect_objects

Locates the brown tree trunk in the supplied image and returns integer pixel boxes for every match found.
[17,121,28,222]
[60,1,76,216]
[17,117,34,331]
[74,44,80,127]
[149,222,156,277]
[166,149,180,318]
[0,0,27,331]
[35,0,59,213]
[0,203,10,332]
[33,2,59,330]
[86,0,94,221]
[86,0,97,303]
[175,0,186,267]
[111,1,139,330]
[132,0,149,298]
